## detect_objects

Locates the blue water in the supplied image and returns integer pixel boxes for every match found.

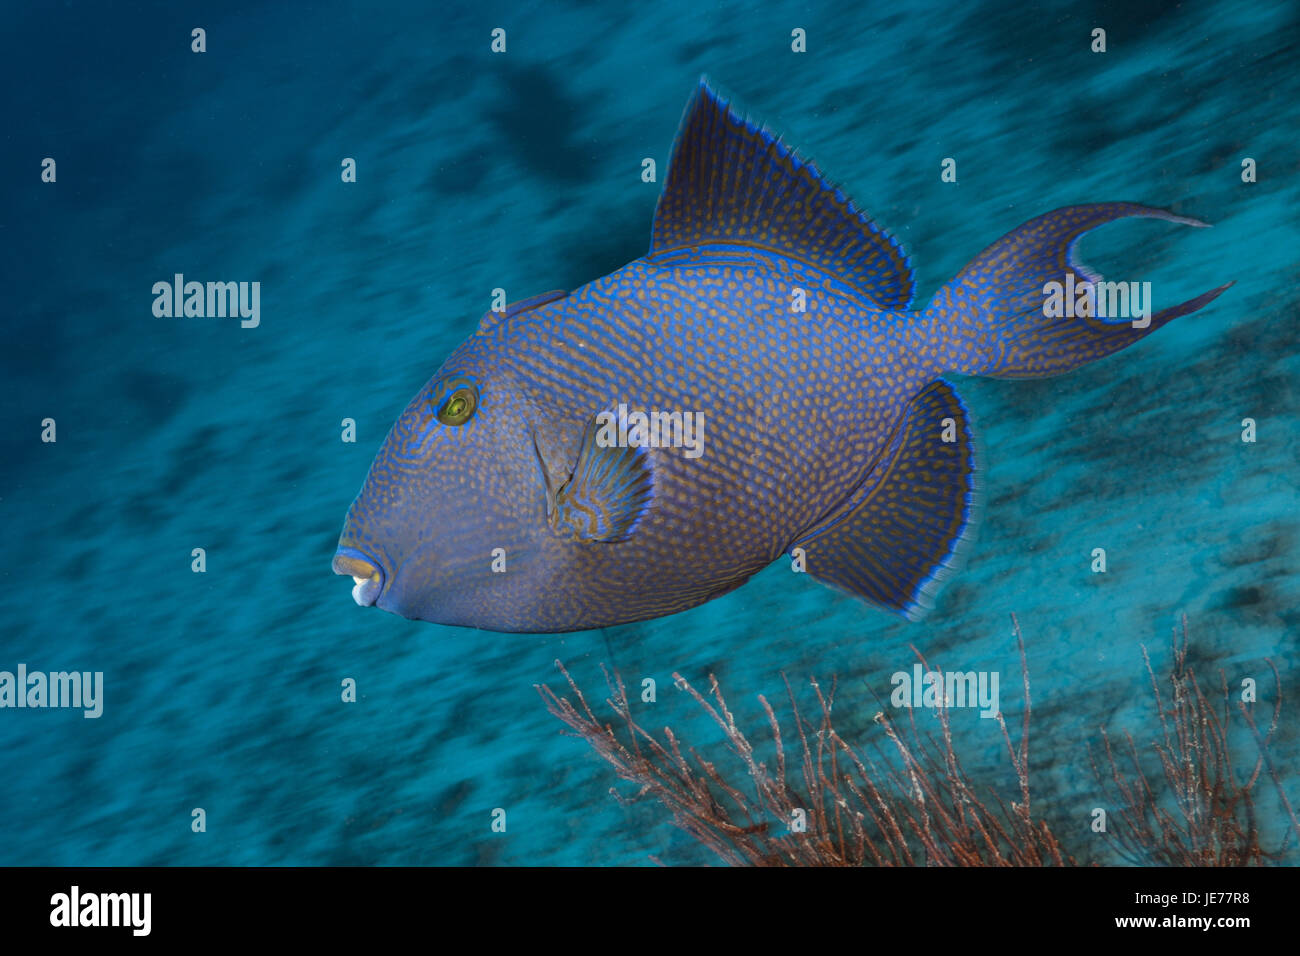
[2,0,1296,866]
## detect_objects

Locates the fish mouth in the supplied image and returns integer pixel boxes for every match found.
[332,548,385,607]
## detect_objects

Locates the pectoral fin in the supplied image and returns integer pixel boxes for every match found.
[550,413,655,542]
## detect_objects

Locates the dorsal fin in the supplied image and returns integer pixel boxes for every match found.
[650,78,914,310]
[476,289,568,336]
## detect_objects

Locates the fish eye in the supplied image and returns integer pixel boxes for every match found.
[436,385,478,426]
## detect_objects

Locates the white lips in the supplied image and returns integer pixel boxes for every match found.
[351,577,370,606]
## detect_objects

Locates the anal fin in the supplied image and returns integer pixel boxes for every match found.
[793,380,980,620]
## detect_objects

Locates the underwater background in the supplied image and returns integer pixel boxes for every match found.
[1,0,1296,866]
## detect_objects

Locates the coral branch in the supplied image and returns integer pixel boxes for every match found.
[1089,614,1297,866]
[537,617,1069,866]
[540,614,1295,866]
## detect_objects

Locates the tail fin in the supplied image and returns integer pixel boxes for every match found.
[929,203,1232,379]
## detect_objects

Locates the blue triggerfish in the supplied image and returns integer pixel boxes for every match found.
[332,79,1230,633]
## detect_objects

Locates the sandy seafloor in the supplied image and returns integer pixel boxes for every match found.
[1,0,1297,865]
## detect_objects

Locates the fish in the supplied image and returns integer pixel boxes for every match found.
[331,78,1231,634]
